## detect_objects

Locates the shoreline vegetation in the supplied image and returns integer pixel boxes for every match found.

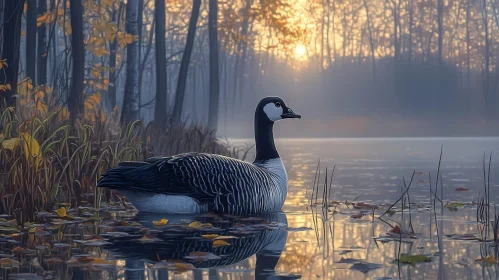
[0,101,250,222]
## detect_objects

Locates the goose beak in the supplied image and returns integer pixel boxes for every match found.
[281,107,301,119]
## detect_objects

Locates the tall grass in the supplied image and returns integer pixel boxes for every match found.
[0,100,246,221]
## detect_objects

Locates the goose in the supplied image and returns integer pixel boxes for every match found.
[97,96,301,214]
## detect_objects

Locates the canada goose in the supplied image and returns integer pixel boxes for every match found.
[97,96,301,214]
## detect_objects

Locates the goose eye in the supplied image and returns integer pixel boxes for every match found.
[275,102,281,107]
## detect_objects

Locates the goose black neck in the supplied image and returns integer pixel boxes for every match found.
[254,113,279,162]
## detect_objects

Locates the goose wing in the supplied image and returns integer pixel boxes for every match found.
[98,153,272,205]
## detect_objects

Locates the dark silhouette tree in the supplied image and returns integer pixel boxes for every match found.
[208,0,220,132]
[154,0,168,125]
[37,0,48,86]
[172,0,202,124]
[0,0,25,109]
[68,0,85,124]
[121,0,140,124]
[26,0,37,84]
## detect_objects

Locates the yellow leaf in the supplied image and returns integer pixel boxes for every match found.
[54,207,67,218]
[152,218,168,227]
[1,138,20,151]
[92,47,110,57]
[212,240,229,248]
[214,235,238,240]
[20,132,42,162]
[188,221,201,229]
[92,258,116,265]
[201,234,218,239]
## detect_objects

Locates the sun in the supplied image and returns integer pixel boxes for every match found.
[294,44,307,57]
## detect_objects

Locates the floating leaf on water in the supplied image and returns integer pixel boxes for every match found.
[188,221,201,229]
[352,202,379,210]
[475,255,498,264]
[396,254,433,265]
[350,213,365,219]
[152,218,168,227]
[350,262,383,273]
[53,243,71,248]
[171,262,194,273]
[102,232,130,237]
[212,240,230,248]
[445,233,478,241]
[444,202,465,211]
[201,234,218,239]
[74,238,110,246]
[0,258,20,268]
[11,246,25,254]
[338,258,365,264]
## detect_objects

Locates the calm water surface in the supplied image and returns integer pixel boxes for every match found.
[12,138,499,280]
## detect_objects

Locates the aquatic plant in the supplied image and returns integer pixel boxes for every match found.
[0,102,245,221]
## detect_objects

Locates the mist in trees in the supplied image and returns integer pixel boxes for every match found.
[1,0,499,137]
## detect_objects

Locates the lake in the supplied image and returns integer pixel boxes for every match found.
[4,138,499,279]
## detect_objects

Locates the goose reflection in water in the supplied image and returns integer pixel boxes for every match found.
[90,211,289,280]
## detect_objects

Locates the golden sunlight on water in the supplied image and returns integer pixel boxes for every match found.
[96,139,499,279]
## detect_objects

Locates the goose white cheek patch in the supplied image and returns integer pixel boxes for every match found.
[263,103,284,121]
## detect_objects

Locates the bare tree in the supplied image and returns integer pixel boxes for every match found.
[363,0,376,79]
[37,0,48,86]
[68,0,85,123]
[107,3,123,111]
[26,0,37,84]
[208,0,220,132]
[437,0,444,64]
[154,0,168,125]
[121,0,141,124]
[172,0,202,123]
[0,0,25,109]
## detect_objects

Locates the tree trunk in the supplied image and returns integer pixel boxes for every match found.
[37,0,48,86]
[26,0,37,84]
[154,0,168,125]
[120,0,140,124]
[107,2,123,111]
[207,0,220,132]
[482,0,490,106]
[172,0,201,123]
[437,0,443,64]
[363,0,375,80]
[68,0,85,123]
[0,0,25,109]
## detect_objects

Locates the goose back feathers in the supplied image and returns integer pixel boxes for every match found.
[98,153,288,214]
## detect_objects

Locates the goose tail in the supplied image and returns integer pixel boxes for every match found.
[97,161,157,190]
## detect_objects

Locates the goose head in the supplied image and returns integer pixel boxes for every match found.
[254,97,301,162]
[257,96,301,122]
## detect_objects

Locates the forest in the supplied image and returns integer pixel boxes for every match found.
[1,0,499,215]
